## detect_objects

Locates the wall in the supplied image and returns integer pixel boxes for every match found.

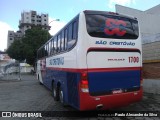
[116,5,160,34]
[142,41,160,61]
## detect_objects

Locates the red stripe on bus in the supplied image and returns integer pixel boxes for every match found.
[87,47,141,52]
[47,67,141,73]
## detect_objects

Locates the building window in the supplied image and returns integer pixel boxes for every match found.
[10,38,13,40]
[44,19,46,21]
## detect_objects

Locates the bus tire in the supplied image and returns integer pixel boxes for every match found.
[52,83,59,101]
[59,87,68,107]
[39,82,43,85]
[38,75,43,85]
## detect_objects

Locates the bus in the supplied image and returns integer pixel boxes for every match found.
[36,10,143,111]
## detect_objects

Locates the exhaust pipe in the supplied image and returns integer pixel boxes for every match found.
[96,104,103,110]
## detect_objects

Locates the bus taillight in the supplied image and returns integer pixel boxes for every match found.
[80,72,89,92]
[140,68,143,87]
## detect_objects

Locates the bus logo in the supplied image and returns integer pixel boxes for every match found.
[104,18,126,36]
[112,89,123,94]
[49,57,64,66]
[95,40,107,45]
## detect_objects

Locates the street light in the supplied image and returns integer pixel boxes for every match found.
[49,19,60,25]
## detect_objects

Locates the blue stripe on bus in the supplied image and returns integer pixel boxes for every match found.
[88,70,140,94]
[42,69,80,109]
[42,68,140,109]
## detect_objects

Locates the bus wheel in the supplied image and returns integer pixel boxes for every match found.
[38,75,43,85]
[52,83,59,101]
[59,87,67,106]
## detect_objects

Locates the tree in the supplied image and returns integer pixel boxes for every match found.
[7,27,51,67]
[7,40,25,61]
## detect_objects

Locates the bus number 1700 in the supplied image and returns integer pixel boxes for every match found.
[128,56,139,63]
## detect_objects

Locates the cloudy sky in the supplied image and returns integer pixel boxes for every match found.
[0,0,160,51]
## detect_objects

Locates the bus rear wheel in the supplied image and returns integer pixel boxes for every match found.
[59,87,67,106]
[38,75,43,85]
[52,83,59,101]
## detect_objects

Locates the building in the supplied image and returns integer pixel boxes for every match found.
[7,10,50,48]
[7,30,23,48]
[19,10,50,35]
[116,4,160,78]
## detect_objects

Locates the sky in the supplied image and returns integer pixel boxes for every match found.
[0,0,160,51]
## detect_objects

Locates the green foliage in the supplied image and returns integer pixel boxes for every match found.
[7,27,51,66]
[7,40,25,61]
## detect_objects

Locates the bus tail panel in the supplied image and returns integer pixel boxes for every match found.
[88,69,141,96]
[86,50,141,96]
[79,87,143,110]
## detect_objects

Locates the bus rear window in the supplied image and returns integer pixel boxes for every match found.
[85,14,139,39]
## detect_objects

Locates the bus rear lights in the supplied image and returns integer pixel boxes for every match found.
[134,92,138,95]
[140,80,143,87]
[80,72,89,93]
[96,104,103,110]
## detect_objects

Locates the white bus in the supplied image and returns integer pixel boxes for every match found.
[37,10,143,110]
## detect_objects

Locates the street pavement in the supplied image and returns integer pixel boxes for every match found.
[143,79,160,94]
[0,74,160,120]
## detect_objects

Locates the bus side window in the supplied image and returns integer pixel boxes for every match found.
[54,38,57,54]
[47,43,49,57]
[67,21,77,50]
[57,34,61,52]
[50,38,54,55]
[48,41,51,56]
[68,24,72,49]
[61,31,65,52]
[72,21,78,40]
[64,28,68,50]
[45,44,48,57]
[42,46,45,58]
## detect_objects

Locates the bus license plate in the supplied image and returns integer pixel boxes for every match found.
[112,89,123,94]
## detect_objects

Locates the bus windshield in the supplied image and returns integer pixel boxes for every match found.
[85,14,139,39]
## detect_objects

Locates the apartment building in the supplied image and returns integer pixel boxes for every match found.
[7,30,23,48]
[19,10,50,34]
[7,10,50,48]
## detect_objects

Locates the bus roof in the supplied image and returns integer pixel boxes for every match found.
[83,10,137,20]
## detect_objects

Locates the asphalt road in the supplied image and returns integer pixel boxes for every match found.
[0,74,160,120]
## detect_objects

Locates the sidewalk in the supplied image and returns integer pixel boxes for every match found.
[0,73,36,81]
[0,74,160,94]
[143,79,160,94]
[0,73,19,81]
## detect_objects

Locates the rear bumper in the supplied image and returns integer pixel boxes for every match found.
[79,87,143,111]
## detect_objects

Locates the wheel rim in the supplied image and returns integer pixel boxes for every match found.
[60,89,63,104]
[53,87,56,98]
